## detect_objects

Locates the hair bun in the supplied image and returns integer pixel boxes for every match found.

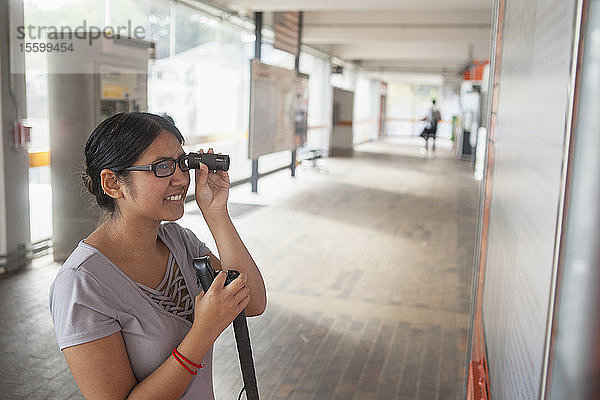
[82,167,97,195]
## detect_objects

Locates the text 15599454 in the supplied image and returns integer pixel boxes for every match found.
[18,42,74,52]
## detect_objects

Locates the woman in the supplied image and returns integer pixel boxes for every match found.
[49,112,266,399]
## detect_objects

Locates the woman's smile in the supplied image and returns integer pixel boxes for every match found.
[165,192,185,203]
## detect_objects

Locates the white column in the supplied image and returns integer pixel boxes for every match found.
[0,0,30,272]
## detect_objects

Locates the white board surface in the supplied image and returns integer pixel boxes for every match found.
[481,1,578,398]
[249,59,308,158]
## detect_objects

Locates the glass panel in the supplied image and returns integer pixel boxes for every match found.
[24,0,108,147]
[109,0,151,36]
[109,0,170,58]
[260,42,295,70]
[175,3,215,54]
[147,0,171,58]
[148,4,253,181]
[299,52,332,152]
[24,0,105,28]
[23,0,108,242]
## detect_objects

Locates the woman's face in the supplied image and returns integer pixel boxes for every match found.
[119,130,190,223]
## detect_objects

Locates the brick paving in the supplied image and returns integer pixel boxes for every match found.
[0,138,478,399]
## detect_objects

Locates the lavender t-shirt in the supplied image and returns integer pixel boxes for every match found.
[49,222,214,399]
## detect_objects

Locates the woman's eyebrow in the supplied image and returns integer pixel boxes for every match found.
[150,151,184,163]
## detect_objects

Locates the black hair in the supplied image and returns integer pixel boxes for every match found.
[432,99,437,105]
[82,112,184,214]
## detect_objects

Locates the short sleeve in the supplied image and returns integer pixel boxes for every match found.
[49,268,121,350]
[180,226,211,257]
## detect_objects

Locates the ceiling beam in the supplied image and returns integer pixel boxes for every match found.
[318,42,490,62]
[303,10,492,25]
[342,62,465,77]
[303,26,491,44]
[357,59,468,70]
[214,0,493,11]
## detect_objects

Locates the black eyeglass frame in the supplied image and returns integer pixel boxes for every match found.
[122,153,191,178]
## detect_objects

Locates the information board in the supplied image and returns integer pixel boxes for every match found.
[249,59,308,159]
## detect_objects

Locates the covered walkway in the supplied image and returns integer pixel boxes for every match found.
[0,138,478,399]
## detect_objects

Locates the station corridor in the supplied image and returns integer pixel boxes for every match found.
[0,137,479,399]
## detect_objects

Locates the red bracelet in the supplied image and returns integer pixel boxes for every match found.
[172,349,197,375]
[173,348,204,369]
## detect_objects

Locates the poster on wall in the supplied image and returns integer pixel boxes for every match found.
[249,59,308,159]
[294,72,309,148]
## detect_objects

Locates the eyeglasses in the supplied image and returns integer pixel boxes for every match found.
[122,153,191,178]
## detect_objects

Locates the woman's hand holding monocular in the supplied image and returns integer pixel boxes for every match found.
[194,148,230,214]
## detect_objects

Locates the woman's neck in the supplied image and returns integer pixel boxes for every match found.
[96,215,162,261]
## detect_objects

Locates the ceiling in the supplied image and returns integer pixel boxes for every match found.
[209,0,494,80]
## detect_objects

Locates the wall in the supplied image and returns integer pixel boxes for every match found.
[353,76,381,144]
[481,0,578,398]
[0,45,6,258]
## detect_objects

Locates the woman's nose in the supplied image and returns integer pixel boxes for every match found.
[170,163,190,185]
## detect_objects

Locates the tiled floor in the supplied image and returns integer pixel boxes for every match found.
[0,137,479,399]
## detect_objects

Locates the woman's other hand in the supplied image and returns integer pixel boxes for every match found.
[191,270,250,340]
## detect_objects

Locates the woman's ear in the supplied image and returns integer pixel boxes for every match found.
[100,169,124,200]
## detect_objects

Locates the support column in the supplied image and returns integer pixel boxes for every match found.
[0,0,30,272]
[290,11,303,178]
[250,11,262,193]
